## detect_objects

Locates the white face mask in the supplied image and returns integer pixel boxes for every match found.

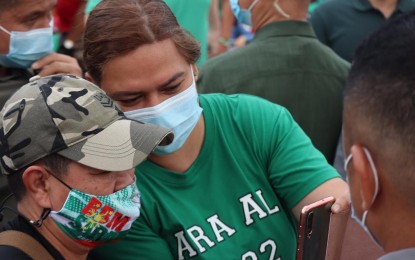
[124,68,203,155]
[344,147,382,248]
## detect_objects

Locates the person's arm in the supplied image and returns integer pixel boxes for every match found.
[292,178,349,220]
[207,0,221,58]
[209,0,234,57]
[263,106,350,220]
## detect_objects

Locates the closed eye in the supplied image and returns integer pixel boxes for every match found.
[161,83,181,94]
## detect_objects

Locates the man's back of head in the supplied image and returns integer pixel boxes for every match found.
[343,10,415,254]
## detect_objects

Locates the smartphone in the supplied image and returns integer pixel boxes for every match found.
[296,196,335,260]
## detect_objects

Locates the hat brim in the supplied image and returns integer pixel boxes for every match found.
[57,119,173,171]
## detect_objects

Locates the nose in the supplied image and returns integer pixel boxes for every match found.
[114,169,136,192]
[145,93,166,108]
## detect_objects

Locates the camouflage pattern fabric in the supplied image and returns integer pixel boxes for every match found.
[0,74,173,175]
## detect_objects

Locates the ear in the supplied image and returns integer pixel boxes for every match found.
[85,72,94,83]
[192,64,199,80]
[350,145,377,211]
[22,166,53,209]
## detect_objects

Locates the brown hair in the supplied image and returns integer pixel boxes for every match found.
[83,0,201,85]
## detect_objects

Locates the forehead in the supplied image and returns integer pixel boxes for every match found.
[0,0,56,21]
[100,39,189,93]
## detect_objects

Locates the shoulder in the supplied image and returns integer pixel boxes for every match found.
[313,0,352,13]
[311,0,354,23]
[200,93,286,119]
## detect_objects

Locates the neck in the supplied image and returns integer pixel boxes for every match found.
[369,189,415,252]
[368,0,399,18]
[252,1,307,31]
[18,204,90,259]
[148,115,205,173]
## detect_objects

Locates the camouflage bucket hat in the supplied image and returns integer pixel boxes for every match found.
[0,74,173,175]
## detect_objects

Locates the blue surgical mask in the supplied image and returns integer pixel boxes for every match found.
[230,0,260,26]
[124,69,203,155]
[0,25,53,69]
[344,148,382,248]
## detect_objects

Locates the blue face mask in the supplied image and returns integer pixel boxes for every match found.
[230,0,260,26]
[344,148,382,248]
[0,25,53,69]
[124,69,203,155]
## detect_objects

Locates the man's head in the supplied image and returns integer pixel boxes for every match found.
[0,0,55,55]
[84,0,200,85]
[343,11,415,250]
[0,74,172,199]
[0,74,173,245]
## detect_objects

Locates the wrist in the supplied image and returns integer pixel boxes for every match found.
[218,37,229,47]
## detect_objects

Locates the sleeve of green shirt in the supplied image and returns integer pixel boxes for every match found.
[241,97,340,210]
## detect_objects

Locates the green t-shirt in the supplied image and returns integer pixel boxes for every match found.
[91,94,340,259]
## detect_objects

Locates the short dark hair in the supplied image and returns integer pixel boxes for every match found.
[83,0,201,85]
[7,154,71,201]
[344,11,415,205]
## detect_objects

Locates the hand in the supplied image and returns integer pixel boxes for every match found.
[330,186,351,214]
[31,53,83,78]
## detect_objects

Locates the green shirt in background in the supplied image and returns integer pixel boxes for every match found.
[309,0,325,13]
[310,0,415,62]
[90,94,340,259]
[86,0,211,66]
[198,21,349,164]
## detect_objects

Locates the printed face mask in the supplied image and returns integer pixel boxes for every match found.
[0,25,53,69]
[124,68,203,155]
[49,176,141,247]
[344,148,382,248]
[230,0,260,26]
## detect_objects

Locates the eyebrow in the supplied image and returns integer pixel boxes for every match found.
[110,71,186,99]
[17,1,56,22]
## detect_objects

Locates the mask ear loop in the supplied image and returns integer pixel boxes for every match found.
[360,147,380,229]
[273,0,290,18]
[362,147,379,205]
[0,26,10,35]
[29,208,51,227]
[248,0,260,10]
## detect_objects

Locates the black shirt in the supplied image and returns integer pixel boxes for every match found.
[0,215,64,259]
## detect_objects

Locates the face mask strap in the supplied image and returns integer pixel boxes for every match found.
[0,26,10,35]
[362,147,379,205]
[45,169,73,190]
[273,0,290,18]
[344,153,353,173]
[248,0,260,10]
[29,208,51,227]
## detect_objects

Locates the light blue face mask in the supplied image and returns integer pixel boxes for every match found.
[230,0,260,26]
[124,69,203,155]
[0,25,53,69]
[344,148,382,248]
